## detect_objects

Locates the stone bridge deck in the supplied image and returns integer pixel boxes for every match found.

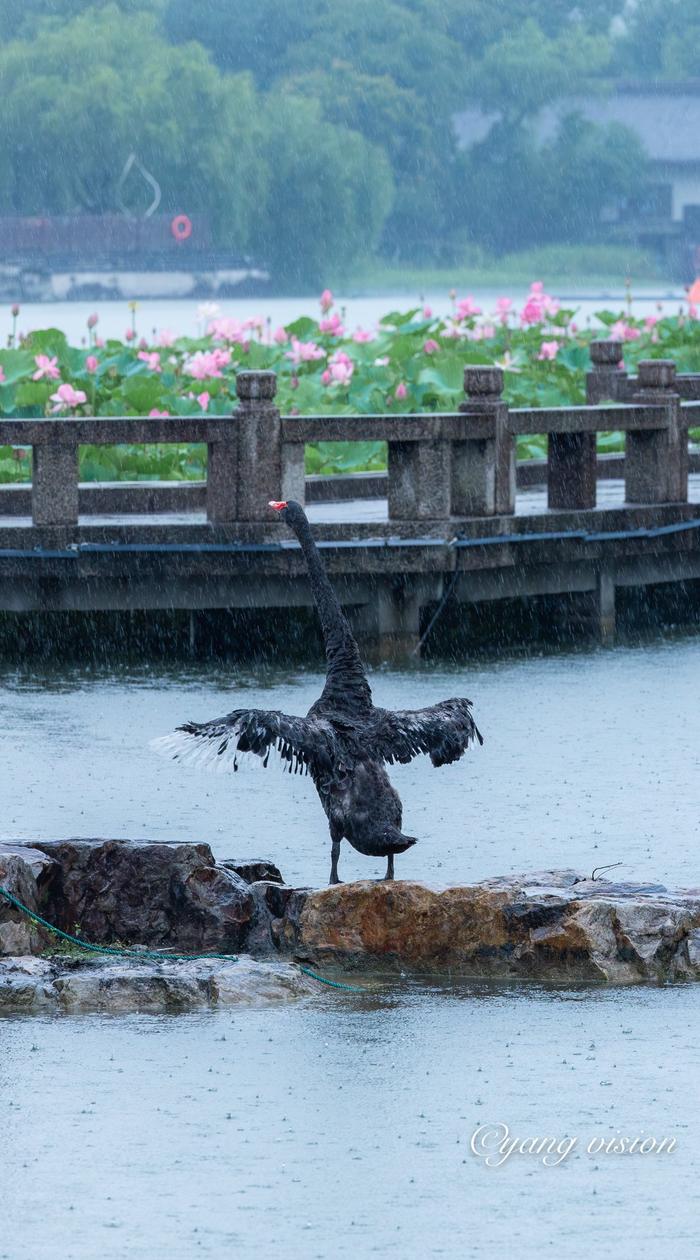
[1,348,700,654]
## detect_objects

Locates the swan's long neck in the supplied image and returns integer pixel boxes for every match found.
[292,513,371,713]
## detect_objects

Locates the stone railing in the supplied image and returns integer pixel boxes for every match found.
[0,346,699,527]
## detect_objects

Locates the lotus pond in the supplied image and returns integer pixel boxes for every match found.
[2,285,700,484]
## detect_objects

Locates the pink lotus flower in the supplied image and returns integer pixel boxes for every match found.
[209,317,249,344]
[87,312,99,329]
[148,408,170,418]
[85,355,99,373]
[329,363,353,385]
[352,328,375,343]
[320,289,333,312]
[242,315,264,332]
[495,297,512,324]
[456,296,482,321]
[286,337,326,365]
[273,326,288,345]
[423,339,440,354]
[395,382,408,400]
[319,312,344,336]
[33,354,60,381]
[138,350,161,373]
[520,282,560,326]
[644,315,658,330]
[11,304,19,318]
[538,340,559,360]
[158,329,176,347]
[423,305,432,318]
[322,350,354,386]
[374,355,390,367]
[185,348,230,380]
[689,302,698,319]
[50,382,86,412]
[125,328,135,342]
[609,319,641,342]
[197,391,210,411]
[0,365,5,383]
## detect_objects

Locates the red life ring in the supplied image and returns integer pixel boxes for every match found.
[171,214,192,242]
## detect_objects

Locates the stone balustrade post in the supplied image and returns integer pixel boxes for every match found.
[548,429,597,511]
[586,340,629,403]
[207,370,282,523]
[235,370,282,521]
[387,425,451,520]
[32,436,79,526]
[628,360,686,504]
[280,442,307,504]
[455,365,514,515]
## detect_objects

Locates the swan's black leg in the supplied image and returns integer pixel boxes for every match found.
[330,839,342,885]
[384,854,395,881]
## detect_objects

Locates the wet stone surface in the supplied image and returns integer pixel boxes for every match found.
[0,953,316,1014]
[1,841,699,1010]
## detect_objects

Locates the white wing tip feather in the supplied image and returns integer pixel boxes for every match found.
[149,728,299,775]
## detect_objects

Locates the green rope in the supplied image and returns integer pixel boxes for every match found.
[0,884,368,993]
[0,885,237,961]
[298,965,367,994]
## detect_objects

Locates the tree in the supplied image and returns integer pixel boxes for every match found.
[457,114,646,253]
[0,7,265,247]
[279,66,454,260]
[249,95,394,287]
[615,0,700,79]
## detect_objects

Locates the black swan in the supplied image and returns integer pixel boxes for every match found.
[152,499,482,883]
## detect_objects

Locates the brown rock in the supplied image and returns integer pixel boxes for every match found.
[286,871,700,984]
[222,859,284,885]
[33,839,254,952]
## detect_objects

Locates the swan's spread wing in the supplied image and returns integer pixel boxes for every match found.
[151,709,336,775]
[366,699,483,767]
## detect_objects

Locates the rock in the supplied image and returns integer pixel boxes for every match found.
[283,871,700,984]
[33,840,255,952]
[0,844,57,955]
[4,840,700,990]
[0,954,317,1015]
[222,859,284,885]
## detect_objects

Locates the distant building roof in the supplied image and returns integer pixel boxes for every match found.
[454,82,700,165]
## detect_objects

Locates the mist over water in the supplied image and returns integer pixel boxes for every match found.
[6,289,688,346]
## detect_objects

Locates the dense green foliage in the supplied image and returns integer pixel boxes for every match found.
[0,0,686,283]
[1,290,699,483]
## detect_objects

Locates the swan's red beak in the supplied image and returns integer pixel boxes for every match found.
[268,500,287,512]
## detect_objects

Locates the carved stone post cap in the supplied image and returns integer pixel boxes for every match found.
[464,364,504,399]
[590,340,624,367]
[235,370,277,403]
[637,359,676,389]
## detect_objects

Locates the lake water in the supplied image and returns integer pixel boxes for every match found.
[2,638,699,1257]
[4,287,690,344]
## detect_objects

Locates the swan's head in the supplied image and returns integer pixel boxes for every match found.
[269,499,306,528]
